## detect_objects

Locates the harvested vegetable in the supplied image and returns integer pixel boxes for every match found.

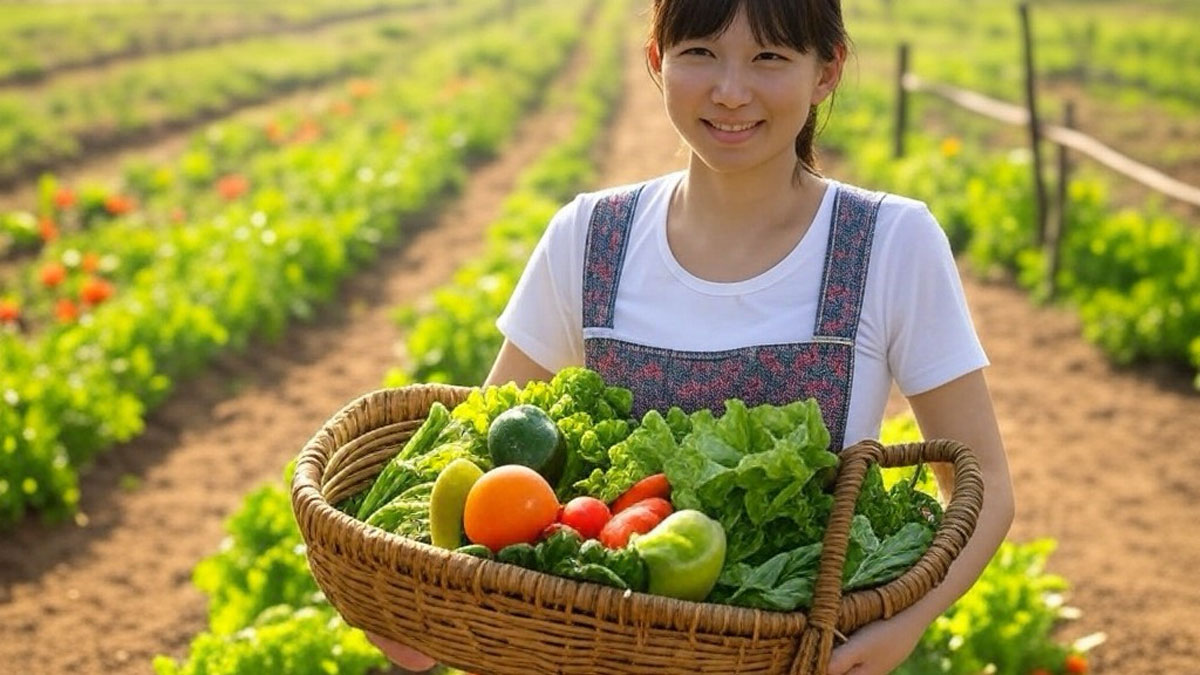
[633,509,727,602]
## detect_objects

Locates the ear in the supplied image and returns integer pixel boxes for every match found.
[646,40,663,74]
[811,43,847,105]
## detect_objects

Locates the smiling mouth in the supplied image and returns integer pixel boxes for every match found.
[702,119,763,143]
[703,119,762,132]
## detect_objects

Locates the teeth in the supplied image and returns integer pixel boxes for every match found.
[710,121,757,132]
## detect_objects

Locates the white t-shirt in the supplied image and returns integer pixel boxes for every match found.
[496,170,989,447]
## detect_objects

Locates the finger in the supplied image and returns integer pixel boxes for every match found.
[363,631,438,671]
[826,647,862,675]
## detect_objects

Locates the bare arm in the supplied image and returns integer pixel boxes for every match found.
[483,338,555,388]
[894,367,1016,626]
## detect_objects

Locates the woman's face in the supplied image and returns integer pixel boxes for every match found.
[655,8,842,177]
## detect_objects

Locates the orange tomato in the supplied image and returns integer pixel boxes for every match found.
[1064,654,1088,674]
[463,465,559,552]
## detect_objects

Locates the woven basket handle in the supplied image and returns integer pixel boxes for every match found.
[788,438,983,675]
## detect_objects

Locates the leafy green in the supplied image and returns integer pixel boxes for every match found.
[846,521,933,590]
[573,409,676,501]
[492,529,648,593]
[662,399,838,565]
[356,401,451,519]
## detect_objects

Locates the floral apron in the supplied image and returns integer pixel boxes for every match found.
[581,182,884,451]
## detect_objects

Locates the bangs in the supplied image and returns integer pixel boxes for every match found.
[655,0,834,56]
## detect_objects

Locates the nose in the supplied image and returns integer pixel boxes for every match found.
[711,63,752,108]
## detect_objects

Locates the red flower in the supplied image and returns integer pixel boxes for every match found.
[347,79,376,99]
[38,217,59,242]
[265,120,286,144]
[81,252,101,274]
[80,277,114,306]
[55,298,78,323]
[104,194,135,216]
[217,174,249,201]
[1064,654,1088,674]
[40,262,67,287]
[54,187,76,209]
[293,119,322,143]
[0,300,19,324]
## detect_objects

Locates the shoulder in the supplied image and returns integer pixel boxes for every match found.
[545,171,681,244]
[573,170,682,217]
[538,171,681,260]
[831,181,947,252]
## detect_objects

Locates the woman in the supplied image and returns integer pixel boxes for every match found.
[373,1,1014,672]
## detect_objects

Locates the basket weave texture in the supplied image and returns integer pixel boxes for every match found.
[292,384,984,675]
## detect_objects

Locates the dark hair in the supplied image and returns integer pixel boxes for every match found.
[647,0,849,179]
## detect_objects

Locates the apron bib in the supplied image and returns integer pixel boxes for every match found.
[581,182,884,451]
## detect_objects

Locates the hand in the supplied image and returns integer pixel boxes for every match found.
[364,631,438,672]
[825,612,925,675]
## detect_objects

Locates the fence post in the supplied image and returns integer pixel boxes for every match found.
[895,43,909,159]
[1019,3,1049,245]
[1045,100,1075,300]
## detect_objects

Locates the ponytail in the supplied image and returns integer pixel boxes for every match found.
[793,105,821,183]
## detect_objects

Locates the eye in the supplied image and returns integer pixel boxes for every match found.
[680,46,714,57]
[755,51,789,61]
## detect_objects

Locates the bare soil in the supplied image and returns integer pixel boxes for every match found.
[0,27,592,675]
[2,14,1199,675]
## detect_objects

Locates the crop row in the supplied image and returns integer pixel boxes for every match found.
[153,2,625,673]
[820,78,1200,386]
[0,8,450,187]
[0,0,426,84]
[846,0,1200,114]
[0,0,586,527]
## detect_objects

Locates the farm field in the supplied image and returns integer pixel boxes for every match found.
[1,1,1198,674]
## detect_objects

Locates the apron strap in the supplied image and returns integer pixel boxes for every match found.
[582,186,645,330]
[814,185,886,341]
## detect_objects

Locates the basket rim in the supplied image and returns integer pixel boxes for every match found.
[291,384,980,641]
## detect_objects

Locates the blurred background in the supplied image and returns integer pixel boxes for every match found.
[0,1,1196,674]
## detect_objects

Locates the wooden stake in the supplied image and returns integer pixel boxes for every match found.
[894,43,910,159]
[1046,100,1075,300]
[1019,3,1049,244]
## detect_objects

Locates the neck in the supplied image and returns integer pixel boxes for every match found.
[676,151,824,239]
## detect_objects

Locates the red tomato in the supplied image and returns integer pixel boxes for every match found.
[611,473,671,513]
[540,522,580,540]
[1064,654,1088,674]
[559,497,611,539]
[598,503,666,549]
[629,497,673,520]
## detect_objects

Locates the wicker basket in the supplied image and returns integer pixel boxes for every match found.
[292,384,984,675]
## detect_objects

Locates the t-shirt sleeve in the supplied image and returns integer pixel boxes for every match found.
[495,195,586,373]
[883,202,989,396]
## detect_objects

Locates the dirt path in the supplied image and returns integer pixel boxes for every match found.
[0,31,594,675]
[2,9,1198,675]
